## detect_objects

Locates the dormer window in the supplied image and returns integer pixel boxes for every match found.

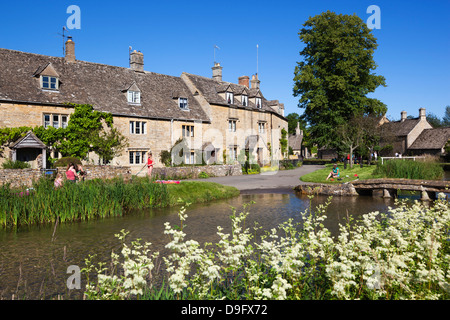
[226,92,234,104]
[41,76,59,90]
[127,90,141,104]
[242,95,248,107]
[179,97,188,110]
[255,97,262,109]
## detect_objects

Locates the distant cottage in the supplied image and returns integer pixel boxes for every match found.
[0,38,288,171]
[379,108,449,157]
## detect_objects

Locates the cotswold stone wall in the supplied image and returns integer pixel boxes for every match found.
[0,165,131,188]
[152,164,242,179]
[0,168,42,188]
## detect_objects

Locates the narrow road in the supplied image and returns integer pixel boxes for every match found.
[190,165,324,193]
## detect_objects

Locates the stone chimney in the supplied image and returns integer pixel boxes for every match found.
[238,76,249,88]
[130,50,144,72]
[212,62,223,81]
[251,74,260,89]
[401,110,407,122]
[65,36,75,63]
[296,122,301,135]
[419,107,426,121]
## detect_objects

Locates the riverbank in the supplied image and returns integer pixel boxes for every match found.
[0,177,239,228]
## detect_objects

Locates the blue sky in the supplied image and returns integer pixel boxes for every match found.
[1,0,449,120]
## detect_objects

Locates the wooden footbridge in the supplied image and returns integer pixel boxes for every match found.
[350,179,449,200]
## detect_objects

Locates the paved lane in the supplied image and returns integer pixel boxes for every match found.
[189,165,324,192]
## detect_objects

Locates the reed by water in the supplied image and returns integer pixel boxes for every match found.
[0,177,170,228]
[374,157,444,180]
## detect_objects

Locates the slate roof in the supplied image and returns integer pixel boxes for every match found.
[0,48,209,122]
[10,131,46,149]
[182,73,284,117]
[288,134,302,151]
[408,127,450,150]
[380,118,421,136]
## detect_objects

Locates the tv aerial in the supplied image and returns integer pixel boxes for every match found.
[57,26,70,56]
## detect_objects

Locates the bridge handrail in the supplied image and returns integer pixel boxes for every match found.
[380,156,425,165]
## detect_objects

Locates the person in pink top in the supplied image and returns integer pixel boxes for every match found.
[66,163,78,183]
[54,173,64,188]
[147,152,154,178]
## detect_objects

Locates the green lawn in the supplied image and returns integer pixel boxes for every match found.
[166,181,240,205]
[300,164,382,184]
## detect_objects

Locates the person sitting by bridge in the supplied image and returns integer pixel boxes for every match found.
[326,164,340,180]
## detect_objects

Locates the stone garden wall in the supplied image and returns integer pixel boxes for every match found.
[0,164,242,188]
[152,164,242,179]
[0,165,131,188]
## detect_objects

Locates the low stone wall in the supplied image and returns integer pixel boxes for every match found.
[0,168,42,188]
[294,183,359,196]
[0,165,132,188]
[152,164,242,179]
[67,165,132,182]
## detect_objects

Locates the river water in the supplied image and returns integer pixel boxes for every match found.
[3,170,450,300]
[2,170,448,299]
[0,189,405,300]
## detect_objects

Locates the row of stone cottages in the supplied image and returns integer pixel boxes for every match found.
[0,37,288,174]
[317,108,450,160]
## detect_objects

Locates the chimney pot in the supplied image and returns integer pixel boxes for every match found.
[65,37,75,63]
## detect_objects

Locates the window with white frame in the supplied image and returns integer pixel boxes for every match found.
[182,125,194,137]
[255,97,262,109]
[228,120,236,132]
[258,122,266,133]
[226,91,234,104]
[241,95,248,107]
[43,113,69,129]
[229,147,237,161]
[130,121,147,134]
[179,97,188,109]
[61,115,68,128]
[185,151,195,164]
[41,76,59,90]
[127,90,141,104]
[129,150,146,164]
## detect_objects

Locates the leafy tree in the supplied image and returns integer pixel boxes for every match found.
[57,104,115,159]
[293,11,387,149]
[443,106,450,127]
[337,114,382,168]
[285,113,307,135]
[0,104,127,164]
[90,127,129,164]
[279,128,288,159]
[426,112,443,128]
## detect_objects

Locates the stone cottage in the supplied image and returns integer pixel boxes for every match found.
[379,108,433,156]
[407,127,450,156]
[0,38,288,173]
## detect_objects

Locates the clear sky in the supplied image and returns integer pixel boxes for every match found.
[1,0,449,120]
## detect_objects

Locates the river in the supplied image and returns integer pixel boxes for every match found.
[0,182,447,300]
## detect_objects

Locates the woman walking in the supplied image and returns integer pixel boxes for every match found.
[147,152,154,179]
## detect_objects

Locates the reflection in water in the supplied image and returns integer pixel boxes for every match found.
[0,191,398,299]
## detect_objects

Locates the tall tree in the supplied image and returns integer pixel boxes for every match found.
[293,11,387,149]
[443,106,450,127]
[426,112,443,128]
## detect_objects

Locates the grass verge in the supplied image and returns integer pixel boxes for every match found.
[300,164,381,184]
[166,181,240,206]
